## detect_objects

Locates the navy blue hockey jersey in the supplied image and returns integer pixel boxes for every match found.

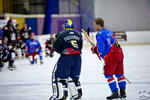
[0,43,9,62]
[53,29,83,55]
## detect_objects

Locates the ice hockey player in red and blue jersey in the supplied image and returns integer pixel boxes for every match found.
[91,17,126,100]
[25,32,43,65]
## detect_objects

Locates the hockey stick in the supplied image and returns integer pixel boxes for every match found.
[87,27,90,36]
[125,76,131,84]
[81,29,101,60]
[81,29,95,46]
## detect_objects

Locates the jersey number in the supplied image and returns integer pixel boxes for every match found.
[70,40,78,48]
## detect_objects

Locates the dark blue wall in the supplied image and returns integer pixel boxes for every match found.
[43,0,59,34]
[25,18,38,35]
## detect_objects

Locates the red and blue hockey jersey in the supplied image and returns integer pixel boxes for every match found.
[96,28,116,59]
[26,39,42,53]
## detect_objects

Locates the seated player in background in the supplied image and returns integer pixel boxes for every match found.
[20,23,31,58]
[0,38,9,71]
[8,43,16,70]
[14,24,22,59]
[25,32,43,65]
[45,34,54,57]
[0,37,16,71]
[3,19,16,48]
[2,19,16,70]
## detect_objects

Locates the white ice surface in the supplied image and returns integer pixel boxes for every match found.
[0,45,150,100]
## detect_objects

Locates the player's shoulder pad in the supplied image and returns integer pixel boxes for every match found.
[76,30,82,37]
[55,30,65,38]
[96,31,102,39]
[55,33,60,38]
[70,30,82,38]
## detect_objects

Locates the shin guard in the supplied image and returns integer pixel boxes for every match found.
[68,79,82,99]
[50,78,68,100]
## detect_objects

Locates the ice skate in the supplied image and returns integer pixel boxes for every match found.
[30,61,34,65]
[49,95,58,100]
[8,65,16,71]
[107,89,119,100]
[45,53,49,57]
[70,93,82,100]
[34,59,37,64]
[40,60,43,64]
[49,95,67,100]
[119,88,126,100]
[50,53,54,57]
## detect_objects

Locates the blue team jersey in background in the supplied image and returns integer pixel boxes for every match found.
[26,39,41,53]
[96,28,116,59]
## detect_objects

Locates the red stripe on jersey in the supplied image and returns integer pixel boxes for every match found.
[111,34,114,38]
[107,77,115,82]
[118,76,126,82]
[63,48,81,55]
[104,45,115,61]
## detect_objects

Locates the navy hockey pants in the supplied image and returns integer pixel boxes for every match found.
[55,55,81,81]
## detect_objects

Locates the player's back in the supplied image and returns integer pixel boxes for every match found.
[62,29,82,49]
[96,28,116,58]
[53,29,83,55]
[98,28,115,45]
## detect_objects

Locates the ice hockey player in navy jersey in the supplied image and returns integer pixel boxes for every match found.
[25,32,43,65]
[50,19,83,100]
[0,38,9,71]
[0,37,16,71]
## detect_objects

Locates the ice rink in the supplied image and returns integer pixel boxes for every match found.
[0,45,150,100]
